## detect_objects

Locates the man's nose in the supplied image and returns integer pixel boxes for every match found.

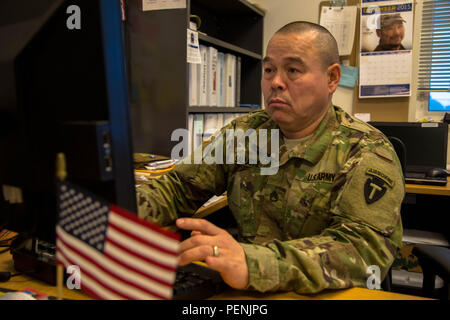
[392,25,402,34]
[271,71,286,90]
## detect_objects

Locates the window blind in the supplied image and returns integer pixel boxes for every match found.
[418,0,450,91]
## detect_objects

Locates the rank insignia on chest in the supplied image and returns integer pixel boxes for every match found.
[364,168,394,204]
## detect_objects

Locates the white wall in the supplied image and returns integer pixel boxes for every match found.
[254,0,354,114]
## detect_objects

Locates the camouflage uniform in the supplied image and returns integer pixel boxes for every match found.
[137,105,404,294]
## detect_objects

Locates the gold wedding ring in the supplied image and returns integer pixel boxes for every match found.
[212,245,220,257]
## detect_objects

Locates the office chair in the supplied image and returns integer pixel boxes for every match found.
[379,137,407,292]
[388,136,450,299]
[412,245,450,299]
[388,136,406,176]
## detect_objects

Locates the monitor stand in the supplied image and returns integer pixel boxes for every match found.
[11,237,57,286]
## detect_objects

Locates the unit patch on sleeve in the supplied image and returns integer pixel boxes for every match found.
[364,168,394,204]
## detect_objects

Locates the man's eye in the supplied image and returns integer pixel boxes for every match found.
[288,68,299,73]
[264,67,273,73]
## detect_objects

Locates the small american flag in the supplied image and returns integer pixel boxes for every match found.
[55,181,180,300]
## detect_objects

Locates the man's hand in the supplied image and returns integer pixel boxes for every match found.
[176,218,249,290]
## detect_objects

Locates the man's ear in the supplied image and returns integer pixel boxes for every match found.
[327,63,341,94]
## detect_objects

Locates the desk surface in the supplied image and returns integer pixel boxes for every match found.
[0,251,429,300]
[405,177,450,196]
[0,251,91,300]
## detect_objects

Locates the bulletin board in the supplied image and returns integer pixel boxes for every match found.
[319,0,409,121]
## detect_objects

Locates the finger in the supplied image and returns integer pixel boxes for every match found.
[179,234,216,253]
[178,244,214,266]
[176,218,222,236]
[204,247,229,271]
[190,230,203,237]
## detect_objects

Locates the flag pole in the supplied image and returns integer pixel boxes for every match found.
[56,152,67,300]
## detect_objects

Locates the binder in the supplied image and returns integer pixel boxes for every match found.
[188,62,199,106]
[218,52,225,107]
[193,113,204,150]
[199,45,208,106]
[206,46,218,106]
[224,53,236,107]
[235,56,241,107]
[188,114,194,155]
[203,113,219,140]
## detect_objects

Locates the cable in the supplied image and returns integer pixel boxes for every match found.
[0,271,23,282]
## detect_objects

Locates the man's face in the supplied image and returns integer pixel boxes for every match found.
[261,32,334,136]
[377,22,405,49]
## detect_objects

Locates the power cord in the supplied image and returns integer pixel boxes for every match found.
[0,271,23,282]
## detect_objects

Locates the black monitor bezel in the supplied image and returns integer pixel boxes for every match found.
[369,121,448,174]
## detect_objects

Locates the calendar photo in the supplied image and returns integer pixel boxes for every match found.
[359,0,414,98]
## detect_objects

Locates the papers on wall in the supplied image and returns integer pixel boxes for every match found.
[319,6,357,56]
[142,0,186,11]
[339,65,359,88]
[359,0,414,98]
[354,113,371,122]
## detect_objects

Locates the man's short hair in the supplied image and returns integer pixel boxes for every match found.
[274,21,339,70]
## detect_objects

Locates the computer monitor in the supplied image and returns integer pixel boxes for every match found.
[429,91,450,112]
[369,122,448,174]
[0,0,137,243]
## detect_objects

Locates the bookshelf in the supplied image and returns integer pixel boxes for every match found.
[188,0,264,153]
[124,0,264,157]
[190,0,264,109]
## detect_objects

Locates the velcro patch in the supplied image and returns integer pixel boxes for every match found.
[366,168,394,188]
[364,176,386,204]
[334,152,404,235]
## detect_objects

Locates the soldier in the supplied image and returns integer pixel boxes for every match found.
[137,21,404,294]
[374,13,406,51]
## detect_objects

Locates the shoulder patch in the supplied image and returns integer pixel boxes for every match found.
[364,168,395,204]
[334,152,404,235]
[373,146,394,162]
[366,168,394,188]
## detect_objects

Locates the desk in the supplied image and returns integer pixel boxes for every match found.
[0,251,429,300]
[0,251,91,300]
[405,177,450,196]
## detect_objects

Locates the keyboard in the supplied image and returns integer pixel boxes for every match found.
[172,263,228,300]
[405,172,447,186]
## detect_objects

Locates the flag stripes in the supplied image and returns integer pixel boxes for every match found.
[55,181,180,300]
[57,227,172,299]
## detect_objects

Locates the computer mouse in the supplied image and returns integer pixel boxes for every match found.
[427,168,449,178]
